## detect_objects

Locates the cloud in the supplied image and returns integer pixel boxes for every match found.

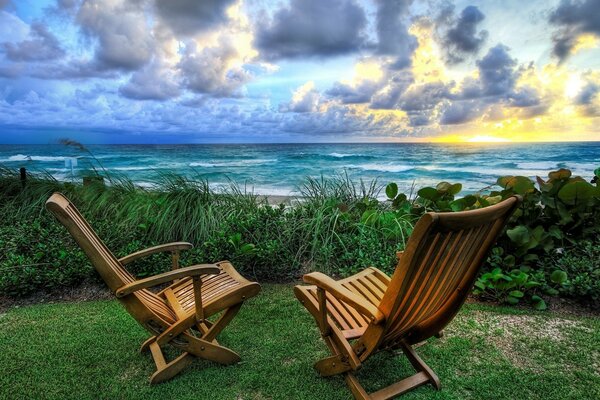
[281,81,320,112]
[153,0,237,36]
[1,22,64,62]
[574,73,600,116]
[440,100,480,124]
[75,0,153,71]
[119,60,181,101]
[374,0,418,69]
[549,0,600,61]
[255,0,367,60]
[178,38,252,98]
[472,44,518,97]
[441,5,488,64]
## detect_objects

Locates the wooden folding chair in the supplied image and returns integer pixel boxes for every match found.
[295,196,521,399]
[46,192,261,383]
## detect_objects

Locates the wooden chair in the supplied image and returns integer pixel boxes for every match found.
[294,196,521,399]
[46,192,261,383]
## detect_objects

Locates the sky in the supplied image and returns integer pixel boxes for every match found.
[0,0,599,144]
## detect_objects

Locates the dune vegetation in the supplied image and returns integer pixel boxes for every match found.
[1,163,598,310]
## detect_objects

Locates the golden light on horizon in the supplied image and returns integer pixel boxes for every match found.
[431,134,512,143]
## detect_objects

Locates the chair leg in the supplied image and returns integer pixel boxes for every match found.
[203,304,241,342]
[140,336,156,353]
[148,340,194,384]
[338,342,440,399]
[141,304,245,383]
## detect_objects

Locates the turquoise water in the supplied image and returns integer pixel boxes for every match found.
[1,143,598,196]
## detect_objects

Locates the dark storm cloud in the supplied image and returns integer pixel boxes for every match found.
[374,0,418,69]
[255,0,367,60]
[549,0,600,61]
[153,0,237,36]
[442,5,488,64]
[1,22,65,62]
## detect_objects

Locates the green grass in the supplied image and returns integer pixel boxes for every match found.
[1,285,598,400]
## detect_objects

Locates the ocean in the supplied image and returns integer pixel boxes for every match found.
[1,143,598,196]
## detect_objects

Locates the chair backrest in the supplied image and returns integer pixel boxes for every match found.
[46,193,175,325]
[378,195,521,347]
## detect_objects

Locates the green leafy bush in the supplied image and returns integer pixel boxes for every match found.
[1,164,598,310]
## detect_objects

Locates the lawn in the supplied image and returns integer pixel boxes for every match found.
[0,284,598,400]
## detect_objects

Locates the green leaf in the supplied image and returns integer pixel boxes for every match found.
[449,183,462,195]
[548,168,572,181]
[436,182,452,193]
[506,225,529,245]
[497,176,535,195]
[506,296,520,305]
[558,180,597,205]
[531,295,547,311]
[550,270,568,284]
[509,290,524,298]
[595,167,600,179]
[417,187,440,201]
[385,182,398,199]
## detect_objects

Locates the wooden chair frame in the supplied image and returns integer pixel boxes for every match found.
[295,196,521,399]
[46,193,260,383]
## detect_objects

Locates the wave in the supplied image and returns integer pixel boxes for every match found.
[350,163,414,173]
[516,162,558,170]
[111,166,155,171]
[1,154,74,162]
[328,153,359,158]
[420,165,556,177]
[189,159,277,168]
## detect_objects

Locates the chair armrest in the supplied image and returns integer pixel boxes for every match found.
[118,242,193,265]
[396,251,404,261]
[303,272,385,324]
[116,264,220,298]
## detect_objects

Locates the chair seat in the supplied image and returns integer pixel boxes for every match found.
[296,267,390,339]
[160,261,260,320]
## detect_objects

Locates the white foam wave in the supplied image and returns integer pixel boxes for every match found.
[351,163,414,173]
[1,154,72,162]
[189,159,277,168]
[111,166,153,171]
[328,153,360,158]
[422,165,555,177]
[516,162,558,170]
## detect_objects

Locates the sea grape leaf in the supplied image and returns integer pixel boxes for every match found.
[436,182,452,193]
[417,187,439,201]
[449,183,462,195]
[550,270,568,284]
[497,176,534,195]
[532,295,547,310]
[548,168,571,181]
[507,225,529,246]
[557,180,597,204]
[386,182,398,199]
